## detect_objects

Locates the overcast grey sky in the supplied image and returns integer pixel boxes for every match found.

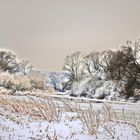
[0,0,140,71]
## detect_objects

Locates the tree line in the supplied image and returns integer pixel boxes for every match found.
[63,39,140,98]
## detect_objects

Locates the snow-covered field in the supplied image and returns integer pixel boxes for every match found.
[0,91,140,140]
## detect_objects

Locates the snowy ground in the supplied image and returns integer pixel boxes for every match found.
[0,91,140,140]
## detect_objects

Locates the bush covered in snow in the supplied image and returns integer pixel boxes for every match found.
[0,71,48,92]
[27,70,47,90]
[69,78,124,100]
[70,77,103,98]
[0,72,32,92]
[94,80,124,100]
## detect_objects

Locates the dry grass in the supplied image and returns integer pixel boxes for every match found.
[62,99,79,112]
[0,96,62,122]
[102,103,114,121]
[29,97,62,122]
[102,123,116,139]
[0,94,139,139]
[77,103,140,139]
[77,104,100,138]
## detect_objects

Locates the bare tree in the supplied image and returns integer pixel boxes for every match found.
[17,60,33,75]
[99,50,115,74]
[109,40,140,97]
[83,50,115,79]
[63,52,83,89]
[83,51,100,77]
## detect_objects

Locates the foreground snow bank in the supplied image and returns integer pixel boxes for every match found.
[0,110,138,140]
[0,98,139,140]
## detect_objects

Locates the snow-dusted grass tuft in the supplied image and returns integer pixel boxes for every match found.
[78,104,100,138]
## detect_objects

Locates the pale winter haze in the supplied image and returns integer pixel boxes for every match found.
[0,0,140,71]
